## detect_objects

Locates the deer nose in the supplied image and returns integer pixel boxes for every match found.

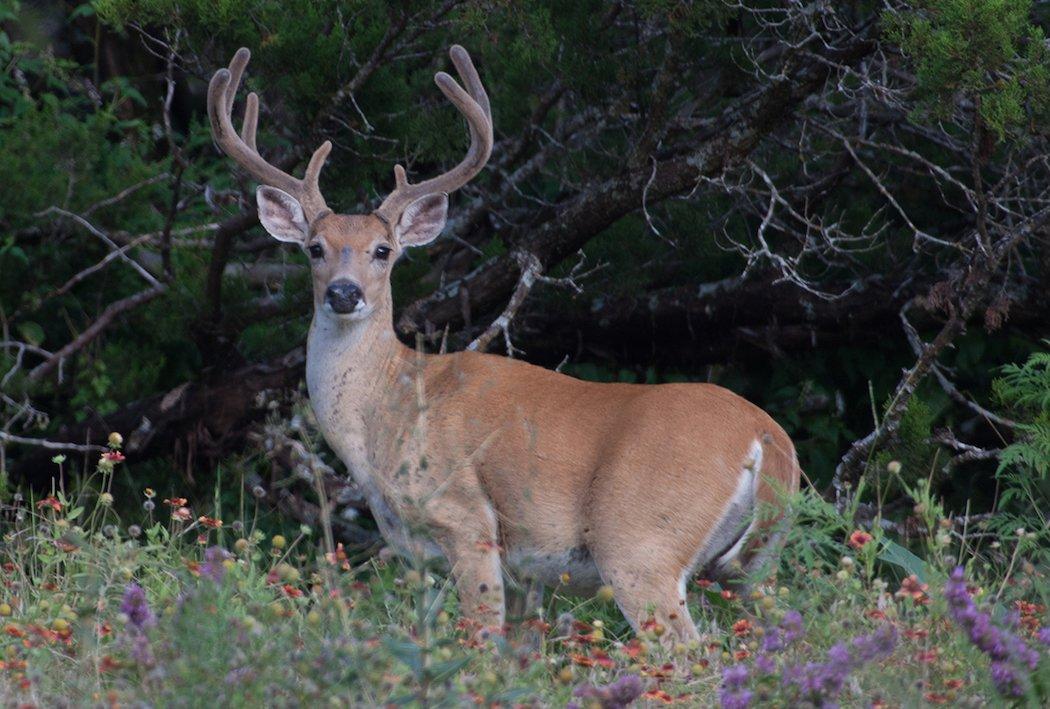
[325,281,364,314]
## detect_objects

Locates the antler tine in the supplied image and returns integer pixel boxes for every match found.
[449,44,490,120]
[241,92,259,150]
[207,48,331,222]
[374,45,493,226]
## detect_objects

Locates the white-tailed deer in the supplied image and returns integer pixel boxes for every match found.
[209,46,800,642]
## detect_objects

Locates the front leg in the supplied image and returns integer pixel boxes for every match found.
[427,497,505,637]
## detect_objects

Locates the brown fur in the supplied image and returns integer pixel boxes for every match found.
[298,219,801,642]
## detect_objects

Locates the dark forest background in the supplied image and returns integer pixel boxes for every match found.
[1,0,1048,541]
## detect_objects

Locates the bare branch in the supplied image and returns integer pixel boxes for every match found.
[28,285,166,383]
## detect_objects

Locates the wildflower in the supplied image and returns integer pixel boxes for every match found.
[784,625,897,706]
[144,488,155,499]
[780,610,804,643]
[271,534,287,550]
[572,675,644,706]
[108,431,123,448]
[171,507,192,522]
[200,546,231,584]
[848,530,873,549]
[989,661,1025,698]
[943,566,1039,698]
[163,497,187,507]
[98,450,124,472]
[36,497,62,512]
[120,583,155,630]
[1037,628,1050,647]
[851,625,898,662]
[198,516,223,529]
[886,460,901,474]
[733,619,753,637]
[640,689,673,703]
[128,525,142,539]
[895,575,929,604]
[754,654,776,675]
[719,664,752,709]
[99,492,114,506]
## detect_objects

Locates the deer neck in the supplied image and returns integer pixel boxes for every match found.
[305,293,411,463]
[305,296,440,559]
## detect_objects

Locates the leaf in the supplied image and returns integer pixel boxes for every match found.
[17,321,45,346]
[878,539,929,583]
[68,3,95,20]
[383,639,423,673]
[425,656,471,682]
[66,506,84,521]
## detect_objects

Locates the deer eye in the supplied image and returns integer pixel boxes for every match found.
[374,245,392,261]
[308,243,324,260]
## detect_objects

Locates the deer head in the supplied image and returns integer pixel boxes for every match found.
[208,46,492,321]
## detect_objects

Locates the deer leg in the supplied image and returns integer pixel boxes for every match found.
[506,577,545,649]
[599,565,700,644]
[587,520,701,643]
[428,501,505,638]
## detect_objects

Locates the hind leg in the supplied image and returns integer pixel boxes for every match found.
[590,550,700,643]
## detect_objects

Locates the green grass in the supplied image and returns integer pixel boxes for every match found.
[1,446,1048,707]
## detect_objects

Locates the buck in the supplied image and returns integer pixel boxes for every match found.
[209,46,800,642]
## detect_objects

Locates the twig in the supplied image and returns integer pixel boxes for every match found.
[28,285,166,382]
[0,431,104,453]
[467,252,542,356]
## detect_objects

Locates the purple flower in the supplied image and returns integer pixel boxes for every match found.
[719,664,752,709]
[754,653,776,675]
[200,546,231,584]
[784,626,896,706]
[761,610,805,655]
[943,566,1040,697]
[120,583,155,630]
[1037,627,1050,648]
[850,625,898,663]
[780,610,804,644]
[719,687,753,709]
[572,674,643,709]
[128,632,154,665]
[989,661,1026,698]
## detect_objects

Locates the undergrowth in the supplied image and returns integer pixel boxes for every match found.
[1,436,1048,707]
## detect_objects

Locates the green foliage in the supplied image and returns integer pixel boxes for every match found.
[887,0,1050,138]
[994,346,1050,521]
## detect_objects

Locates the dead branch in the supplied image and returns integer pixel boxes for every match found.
[0,431,103,453]
[467,252,542,356]
[28,285,166,383]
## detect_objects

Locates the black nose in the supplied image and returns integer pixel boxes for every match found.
[325,281,364,314]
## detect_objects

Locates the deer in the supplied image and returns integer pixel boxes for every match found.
[208,45,801,643]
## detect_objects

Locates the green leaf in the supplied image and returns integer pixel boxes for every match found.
[878,539,929,583]
[425,656,471,682]
[17,321,45,346]
[383,639,423,673]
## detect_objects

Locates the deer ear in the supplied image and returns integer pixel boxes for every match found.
[257,186,309,243]
[396,193,448,247]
